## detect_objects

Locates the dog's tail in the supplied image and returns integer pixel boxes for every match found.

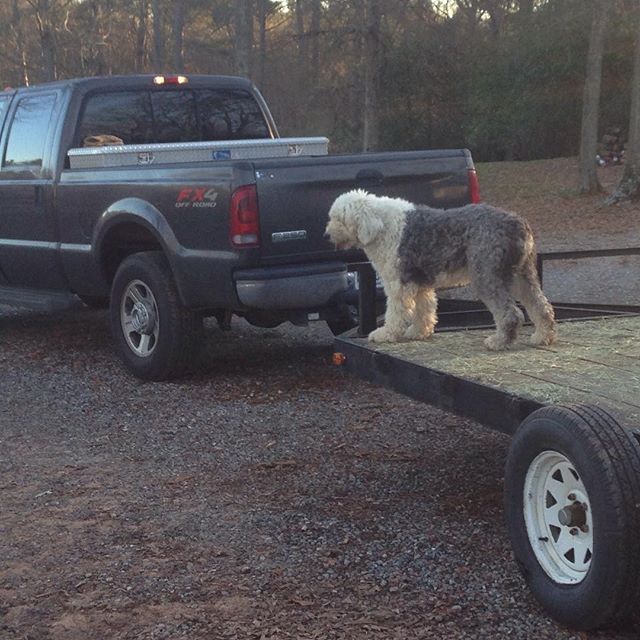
[513,225,557,346]
[516,220,537,270]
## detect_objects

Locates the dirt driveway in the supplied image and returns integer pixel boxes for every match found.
[1,159,639,639]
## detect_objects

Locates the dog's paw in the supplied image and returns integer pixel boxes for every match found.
[368,327,399,343]
[484,334,509,351]
[403,325,434,341]
[530,329,557,347]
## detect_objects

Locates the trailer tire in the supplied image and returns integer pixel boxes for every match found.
[504,404,640,630]
[110,251,203,381]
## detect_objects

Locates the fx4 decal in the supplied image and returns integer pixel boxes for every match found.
[175,188,219,209]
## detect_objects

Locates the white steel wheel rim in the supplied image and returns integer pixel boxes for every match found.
[120,279,160,358]
[523,450,593,584]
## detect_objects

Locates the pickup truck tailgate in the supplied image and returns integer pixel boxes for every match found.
[253,150,473,262]
[253,149,474,262]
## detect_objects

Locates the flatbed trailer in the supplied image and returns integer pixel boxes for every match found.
[334,252,640,632]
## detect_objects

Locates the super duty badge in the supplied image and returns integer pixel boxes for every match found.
[271,230,307,242]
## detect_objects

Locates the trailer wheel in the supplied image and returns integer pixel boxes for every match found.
[110,251,203,381]
[504,404,640,630]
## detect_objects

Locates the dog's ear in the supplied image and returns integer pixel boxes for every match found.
[355,206,383,245]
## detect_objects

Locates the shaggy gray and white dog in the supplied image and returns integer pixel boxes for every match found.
[325,190,556,350]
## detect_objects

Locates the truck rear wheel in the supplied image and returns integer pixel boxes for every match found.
[504,404,640,630]
[110,251,203,381]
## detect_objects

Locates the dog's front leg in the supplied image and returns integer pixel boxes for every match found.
[368,283,415,343]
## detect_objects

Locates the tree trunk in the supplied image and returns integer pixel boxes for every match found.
[234,0,253,78]
[485,0,506,41]
[171,0,186,72]
[578,0,609,194]
[34,0,57,82]
[92,0,107,76]
[455,0,482,35]
[609,6,640,203]
[295,0,307,66]
[309,0,320,87]
[362,0,380,152]
[11,0,30,86]
[518,0,534,16]
[152,0,165,71]
[257,0,267,87]
[41,28,57,81]
[134,0,148,73]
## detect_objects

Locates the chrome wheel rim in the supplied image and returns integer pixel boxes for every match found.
[523,450,593,584]
[120,279,159,358]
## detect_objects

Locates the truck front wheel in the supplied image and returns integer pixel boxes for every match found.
[110,251,203,381]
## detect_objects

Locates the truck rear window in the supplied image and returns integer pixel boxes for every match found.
[77,91,153,145]
[197,90,270,140]
[76,89,270,147]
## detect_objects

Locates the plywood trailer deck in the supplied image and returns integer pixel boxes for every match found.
[335,312,640,434]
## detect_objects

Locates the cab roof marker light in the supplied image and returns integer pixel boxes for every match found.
[153,75,189,86]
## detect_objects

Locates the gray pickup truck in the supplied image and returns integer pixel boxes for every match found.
[0,74,479,380]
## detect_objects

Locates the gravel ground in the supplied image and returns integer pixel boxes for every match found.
[2,159,639,639]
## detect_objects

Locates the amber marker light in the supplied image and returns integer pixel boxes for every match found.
[332,352,347,366]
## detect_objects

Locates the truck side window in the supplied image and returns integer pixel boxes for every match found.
[77,91,153,146]
[198,90,269,140]
[1,93,56,178]
[151,91,199,143]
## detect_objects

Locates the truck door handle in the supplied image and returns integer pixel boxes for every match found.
[355,169,384,188]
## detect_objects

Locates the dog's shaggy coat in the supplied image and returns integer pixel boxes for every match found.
[325,190,556,350]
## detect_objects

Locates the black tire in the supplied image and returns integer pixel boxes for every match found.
[327,320,355,336]
[327,317,357,336]
[78,294,109,309]
[110,251,203,381]
[504,404,640,630]
[326,305,358,336]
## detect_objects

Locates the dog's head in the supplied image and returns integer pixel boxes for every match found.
[325,189,384,250]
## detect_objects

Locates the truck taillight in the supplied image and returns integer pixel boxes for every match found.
[230,185,260,248]
[468,168,481,204]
